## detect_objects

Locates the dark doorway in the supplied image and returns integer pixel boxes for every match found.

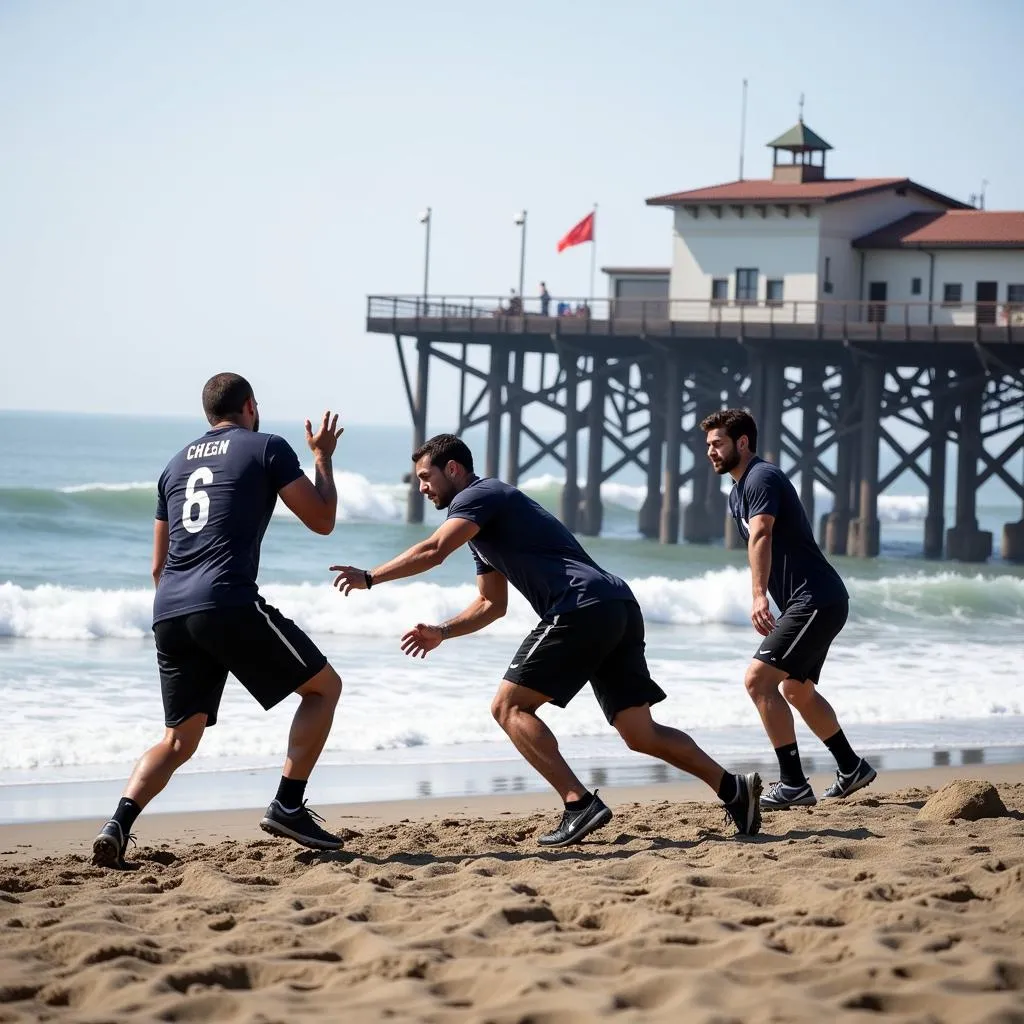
[868,281,887,323]
[975,281,998,324]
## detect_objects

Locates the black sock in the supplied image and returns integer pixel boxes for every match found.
[564,791,593,811]
[716,773,739,804]
[775,742,806,787]
[824,729,861,775]
[275,777,307,811]
[112,797,142,833]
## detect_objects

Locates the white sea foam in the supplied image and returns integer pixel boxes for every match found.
[2,571,1021,642]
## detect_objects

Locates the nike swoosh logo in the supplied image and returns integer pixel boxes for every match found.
[759,649,771,654]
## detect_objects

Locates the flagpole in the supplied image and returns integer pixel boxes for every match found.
[588,202,598,301]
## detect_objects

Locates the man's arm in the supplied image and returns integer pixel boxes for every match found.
[330,517,480,594]
[401,570,508,658]
[152,519,169,587]
[747,513,776,636]
[278,458,336,536]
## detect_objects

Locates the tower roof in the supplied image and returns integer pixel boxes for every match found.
[767,121,833,152]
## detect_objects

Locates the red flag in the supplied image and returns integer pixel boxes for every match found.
[557,211,595,252]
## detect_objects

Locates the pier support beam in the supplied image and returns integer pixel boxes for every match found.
[923,390,950,560]
[1003,505,1024,562]
[848,362,882,558]
[580,364,606,536]
[824,375,855,555]
[505,348,523,486]
[659,357,682,544]
[683,385,713,544]
[946,381,993,562]
[800,366,819,522]
[486,343,505,479]
[706,462,727,540]
[560,353,580,532]
[406,338,430,524]
[638,382,663,539]
[760,355,785,466]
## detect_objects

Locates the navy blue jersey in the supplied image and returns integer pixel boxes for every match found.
[153,426,304,623]
[447,477,634,619]
[729,457,848,610]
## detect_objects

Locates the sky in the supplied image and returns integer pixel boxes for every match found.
[2,0,1023,425]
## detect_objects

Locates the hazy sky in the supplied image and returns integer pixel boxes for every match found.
[3,0,1022,425]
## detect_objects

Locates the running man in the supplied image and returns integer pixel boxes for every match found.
[328,433,762,845]
[701,408,876,810]
[92,373,346,867]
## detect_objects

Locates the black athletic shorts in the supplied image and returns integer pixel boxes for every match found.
[153,597,328,728]
[504,599,667,725]
[753,599,849,684]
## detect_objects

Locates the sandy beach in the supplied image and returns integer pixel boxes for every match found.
[1,764,1022,1023]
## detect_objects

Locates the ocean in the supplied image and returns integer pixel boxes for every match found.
[1,409,1022,824]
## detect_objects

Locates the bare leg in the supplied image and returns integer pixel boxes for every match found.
[781,678,841,740]
[282,664,342,780]
[491,681,588,802]
[744,660,795,747]
[612,705,725,791]
[123,714,207,809]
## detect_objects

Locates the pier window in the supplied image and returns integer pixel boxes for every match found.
[736,268,758,303]
[1008,284,1024,307]
[766,279,784,305]
[711,278,728,303]
[911,277,922,296]
[943,283,962,306]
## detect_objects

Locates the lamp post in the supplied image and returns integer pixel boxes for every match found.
[418,207,431,309]
[513,209,527,307]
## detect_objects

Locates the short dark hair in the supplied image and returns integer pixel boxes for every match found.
[412,433,474,473]
[699,408,758,453]
[202,373,253,425]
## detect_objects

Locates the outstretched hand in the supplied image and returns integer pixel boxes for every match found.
[330,564,369,596]
[400,623,443,658]
[305,411,343,458]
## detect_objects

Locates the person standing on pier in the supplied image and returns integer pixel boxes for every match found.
[701,408,877,810]
[328,433,763,846]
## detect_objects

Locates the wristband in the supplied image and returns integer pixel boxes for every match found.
[364,570,373,589]
[439,623,451,640]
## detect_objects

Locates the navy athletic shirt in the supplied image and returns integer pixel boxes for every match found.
[153,425,305,624]
[729,456,848,611]
[446,477,634,620]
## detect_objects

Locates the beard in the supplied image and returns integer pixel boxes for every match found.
[712,449,740,474]
[431,480,456,509]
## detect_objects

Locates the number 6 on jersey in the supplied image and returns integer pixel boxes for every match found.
[183,466,213,534]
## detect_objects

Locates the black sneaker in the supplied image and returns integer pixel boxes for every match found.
[92,820,135,868]
[823,759,877,799]
[723,772,763,836]
[259,800,343,851]
[760,779,817,810]
[537,791,613,847]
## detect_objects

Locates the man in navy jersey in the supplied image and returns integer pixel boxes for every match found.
[92,373,346,867]
[701,408,876,810]
[329,434,762,846]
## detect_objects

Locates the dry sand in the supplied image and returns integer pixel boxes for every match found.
[1,765,1022,1023]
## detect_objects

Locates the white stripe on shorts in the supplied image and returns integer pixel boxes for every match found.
[521,613,560,666]
[781,608,818,660]
[254,601,307,667]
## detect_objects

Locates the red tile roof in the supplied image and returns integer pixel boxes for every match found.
[646,178,968,208]
[853,211,1024,248]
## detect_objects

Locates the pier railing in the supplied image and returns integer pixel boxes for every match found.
[367,295,1024,342]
